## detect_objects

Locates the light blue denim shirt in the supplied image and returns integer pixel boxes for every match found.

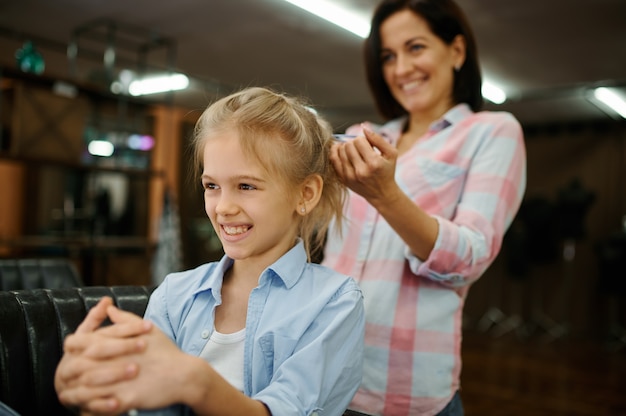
[144,240,365,416]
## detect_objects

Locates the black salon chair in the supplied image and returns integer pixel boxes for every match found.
[0,285,154,416]
[0,285,370,416]
[0,258,82,290]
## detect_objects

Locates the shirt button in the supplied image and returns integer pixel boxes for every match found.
[201,330,210,339]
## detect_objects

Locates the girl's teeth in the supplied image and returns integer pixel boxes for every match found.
[224,225,249,235]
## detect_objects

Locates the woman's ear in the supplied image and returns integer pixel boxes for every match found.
[451,34,466,70]
[297,174,323,216]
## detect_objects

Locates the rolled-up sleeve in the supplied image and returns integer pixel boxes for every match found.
[408,112,527,287]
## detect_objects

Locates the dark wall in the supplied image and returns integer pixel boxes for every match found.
[466,119,626,339]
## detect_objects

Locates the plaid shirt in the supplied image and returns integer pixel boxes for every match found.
[323,104,526,415]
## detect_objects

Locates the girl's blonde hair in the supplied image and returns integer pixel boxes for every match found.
[192,87,345,260]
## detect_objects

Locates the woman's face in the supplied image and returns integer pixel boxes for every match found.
[379,9,465,119]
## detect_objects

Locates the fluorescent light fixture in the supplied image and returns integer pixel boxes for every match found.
[128,73,189,96]
[281,0,370,38]
[482,81,507,104]
[88,140,114,157]
[593,87,626,119]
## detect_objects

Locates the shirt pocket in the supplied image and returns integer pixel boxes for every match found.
[398,157,467,216]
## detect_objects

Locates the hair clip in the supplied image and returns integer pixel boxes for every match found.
[332,134,357,142]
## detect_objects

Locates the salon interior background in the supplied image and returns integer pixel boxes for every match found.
[0,0,625,339]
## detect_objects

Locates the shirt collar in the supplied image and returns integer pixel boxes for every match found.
[192,255,232,298]
[265,239,307,289]
[438,103,473,128]
[192,239,307,295]
[380,103,473,141]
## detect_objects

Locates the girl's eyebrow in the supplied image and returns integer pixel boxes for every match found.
[201,173,266,183]
[234,174,266,183]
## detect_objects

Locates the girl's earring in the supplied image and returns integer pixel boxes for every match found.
[454,64,461,72]
[300,206,306,214]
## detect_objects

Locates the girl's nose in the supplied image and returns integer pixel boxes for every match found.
[215,192,238,216]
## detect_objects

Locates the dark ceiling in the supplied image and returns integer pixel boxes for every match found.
[1,0,625,130]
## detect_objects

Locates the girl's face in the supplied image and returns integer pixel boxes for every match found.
[201,129,300,269]
[380,9,465,119]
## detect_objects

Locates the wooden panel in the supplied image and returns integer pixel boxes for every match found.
[0,160,25,256]
[10,81,89,163]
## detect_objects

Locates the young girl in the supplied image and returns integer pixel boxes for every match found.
[54,87,365,416]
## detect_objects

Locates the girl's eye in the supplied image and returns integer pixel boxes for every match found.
[239,183,256,191]
[203,182,218,190]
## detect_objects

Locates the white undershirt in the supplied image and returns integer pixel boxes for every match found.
[199,327,246,392]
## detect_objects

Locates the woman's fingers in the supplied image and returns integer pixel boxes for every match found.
[330,142,349,180]
[362,127,395,158]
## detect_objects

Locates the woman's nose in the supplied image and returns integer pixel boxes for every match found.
[394,53,412,76]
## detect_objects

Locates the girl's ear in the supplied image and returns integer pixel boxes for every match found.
[297,174,323,216]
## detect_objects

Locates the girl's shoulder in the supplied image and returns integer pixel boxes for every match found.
[302,262,362,295]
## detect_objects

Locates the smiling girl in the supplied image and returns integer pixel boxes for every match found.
[55,87,365,416]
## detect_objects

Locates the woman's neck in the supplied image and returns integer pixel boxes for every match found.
[397,103,455,154]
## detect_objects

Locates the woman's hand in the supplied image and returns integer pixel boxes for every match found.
[330,127,400,207]
[331,126,439,260]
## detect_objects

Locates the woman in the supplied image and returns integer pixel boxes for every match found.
[323,0,527,415]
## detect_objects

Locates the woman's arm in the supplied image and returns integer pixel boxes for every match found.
[331,117,526,286]
[416,115,527,286]
[330,127,439,260]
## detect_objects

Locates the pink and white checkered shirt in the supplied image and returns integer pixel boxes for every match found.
[322,104,526,415]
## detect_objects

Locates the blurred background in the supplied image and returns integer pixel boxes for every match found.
[0,1,625,413]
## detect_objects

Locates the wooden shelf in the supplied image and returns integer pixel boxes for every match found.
[0,152,165,178]
[0,235,155,251]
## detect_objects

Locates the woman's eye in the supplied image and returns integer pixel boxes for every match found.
[380,52,394,64]
[409,43,424,53]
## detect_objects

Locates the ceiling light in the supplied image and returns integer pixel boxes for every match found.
[482,81,507,104]
[281,0,370,38]
[592,87,626,119]
[128,73,189,96]
[88,140,114,157]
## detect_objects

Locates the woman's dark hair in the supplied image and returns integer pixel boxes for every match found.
[364,0,483,119]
